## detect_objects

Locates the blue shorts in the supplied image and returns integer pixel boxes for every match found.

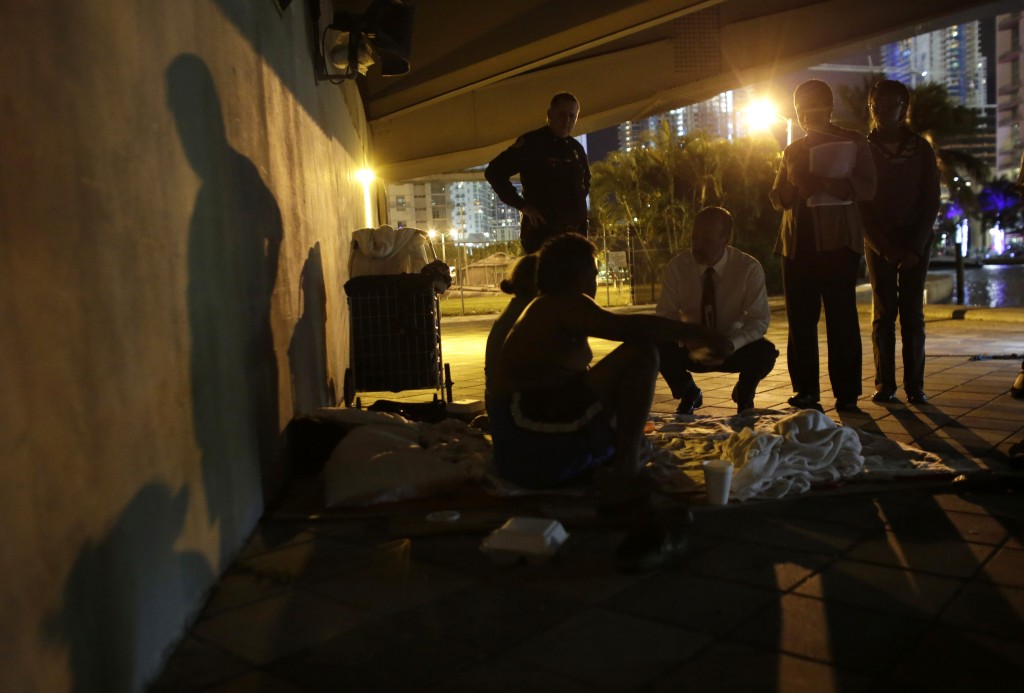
[486,382,615,489]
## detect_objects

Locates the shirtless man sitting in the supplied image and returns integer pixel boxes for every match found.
[487,233,732,569]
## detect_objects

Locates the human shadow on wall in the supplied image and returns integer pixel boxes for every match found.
[288,242,335,414]
[45,485,213,693]
[167,54,284,556]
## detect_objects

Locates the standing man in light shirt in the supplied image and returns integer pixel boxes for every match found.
[656,207,779,415]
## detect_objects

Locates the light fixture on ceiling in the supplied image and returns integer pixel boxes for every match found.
[313,0,415,83]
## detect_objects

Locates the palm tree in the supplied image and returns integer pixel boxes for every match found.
[909,83,991,301]
[835,73,886,133]
[978,177,1024,245]
[590,141,659,302]
[910,83,990,193]
[590,128,785,297]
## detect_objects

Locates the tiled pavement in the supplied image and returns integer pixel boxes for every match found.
[152,300,1024,692]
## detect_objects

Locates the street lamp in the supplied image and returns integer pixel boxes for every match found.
[355,167,375,227]
[427,228,445,262]
[449,228,466,314]
[743,99,793,146]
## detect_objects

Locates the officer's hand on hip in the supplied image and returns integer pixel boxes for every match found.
[520,203,547,228]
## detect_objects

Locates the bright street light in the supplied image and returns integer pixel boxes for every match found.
[427,228,446,262]
[355,167,375,228]
[743,99,793,146]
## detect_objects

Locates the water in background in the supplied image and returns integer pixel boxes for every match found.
[933,263,1024,308]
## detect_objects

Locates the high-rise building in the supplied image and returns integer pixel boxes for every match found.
[950,106,998,173]
[618,92,736,150]
[881,22,988,108]
[384,181,429,230]
[384,174,523,244]
[448,179,514,242]
[995,11,1023,180]
[881,20,1002,183]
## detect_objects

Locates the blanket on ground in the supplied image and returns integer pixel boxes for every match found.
[646,409,953,501]
[315,407,955,507]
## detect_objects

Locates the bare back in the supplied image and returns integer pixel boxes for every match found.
[491,287,725,398]
[492,293,595,394]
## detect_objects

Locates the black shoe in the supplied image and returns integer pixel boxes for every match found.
[907,390,929,404]
[731,382,756,414]
[675,387,703,415]
[1011,370,1024,399]
[871,388,898,403]
[787,394,823,412]
[835,399,861,412]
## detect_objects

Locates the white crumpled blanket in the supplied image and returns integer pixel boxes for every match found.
[722,409,863,500]
[646,409,953,502]
[321,410,492,507]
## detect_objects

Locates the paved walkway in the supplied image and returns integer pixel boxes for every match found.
[152,302,1024,692]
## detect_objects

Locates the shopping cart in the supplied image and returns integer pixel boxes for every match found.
[342,271,453,410]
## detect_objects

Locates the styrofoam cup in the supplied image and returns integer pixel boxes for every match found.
[702,459,734,505]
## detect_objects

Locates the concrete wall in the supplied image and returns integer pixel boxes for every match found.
[0,1,366,690]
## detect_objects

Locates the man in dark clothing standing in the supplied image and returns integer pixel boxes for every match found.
[485,92,590,253]
[769,79,877,413]
[862,79,941,405]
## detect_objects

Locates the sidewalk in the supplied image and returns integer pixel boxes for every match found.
[151,305,1024,692]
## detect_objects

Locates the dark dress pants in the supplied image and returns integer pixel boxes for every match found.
[659,338,779,401]
[865,246,930,393]
[520,216,587,254]
[782,251,862,402]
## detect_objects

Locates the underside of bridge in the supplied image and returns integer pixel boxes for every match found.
[351,0,1017,180]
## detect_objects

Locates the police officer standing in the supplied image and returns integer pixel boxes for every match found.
[485,92,590,253]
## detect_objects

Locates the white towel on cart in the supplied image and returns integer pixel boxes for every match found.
[350,225,430,277]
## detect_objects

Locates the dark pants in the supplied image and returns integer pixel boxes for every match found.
[865,247,930,393]
[520,217,587,254]
[658,338,779,402]
[782,251,862,401]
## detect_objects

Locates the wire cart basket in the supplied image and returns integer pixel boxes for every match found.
[342,272,453,409]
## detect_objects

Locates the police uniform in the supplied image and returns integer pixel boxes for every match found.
[485,126,590,253]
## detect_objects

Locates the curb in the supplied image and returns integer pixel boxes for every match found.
[442,299,1024,326]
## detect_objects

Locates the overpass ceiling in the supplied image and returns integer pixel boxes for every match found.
[356,0,1017,180]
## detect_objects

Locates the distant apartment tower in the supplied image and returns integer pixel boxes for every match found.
[995,11,1024,179]
[448,179,516,242]
[384,175,521,243]
[489,186,522,243]
[882,21,996,175]
[618,92,736,150]
[882,22,987,108]
[384,179,450,230]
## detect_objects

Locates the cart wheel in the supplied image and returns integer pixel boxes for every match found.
[343,368,355,408]
[443,363,453,403]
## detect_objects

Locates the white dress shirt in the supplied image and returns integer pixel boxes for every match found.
[655,246,770,352]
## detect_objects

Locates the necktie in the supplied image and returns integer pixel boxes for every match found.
[701,267,716,329]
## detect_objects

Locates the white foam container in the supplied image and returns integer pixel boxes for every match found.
[480,517,569,564]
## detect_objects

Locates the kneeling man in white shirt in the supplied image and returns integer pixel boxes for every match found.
[656,206,779,415]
